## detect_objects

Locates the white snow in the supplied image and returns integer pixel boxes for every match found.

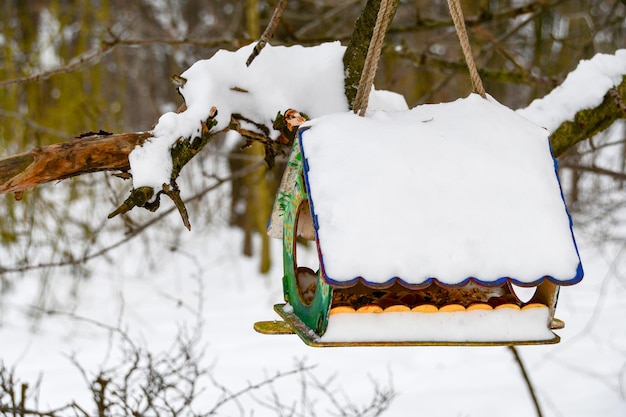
[300,94,581,286]
[127,113,180,190]
[129,42,352,191]
[320,307,554,343]
[517,49,626,132]
[3,220,625,417]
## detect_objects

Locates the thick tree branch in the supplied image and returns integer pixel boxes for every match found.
[551,75,626,157]
[0,132,151,195]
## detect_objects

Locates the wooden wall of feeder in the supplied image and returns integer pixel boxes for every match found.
[256,95,583,347]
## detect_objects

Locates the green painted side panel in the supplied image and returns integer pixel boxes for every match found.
[280,145,332,335]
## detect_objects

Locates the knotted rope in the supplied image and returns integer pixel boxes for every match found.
[446,0,486,98]
[353,0,395,116]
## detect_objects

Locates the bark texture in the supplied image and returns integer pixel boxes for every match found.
[550,75,626,157]
[0,132,151,194]
[342,0,399,110]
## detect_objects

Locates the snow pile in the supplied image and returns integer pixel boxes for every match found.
[128,42,407,191]
[300,94,582,286]
[129,42,346,190]
[517,49,626,132]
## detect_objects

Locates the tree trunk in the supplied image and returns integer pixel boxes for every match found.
[342,0,399,110]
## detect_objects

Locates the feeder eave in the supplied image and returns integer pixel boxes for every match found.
[319,268,584,290]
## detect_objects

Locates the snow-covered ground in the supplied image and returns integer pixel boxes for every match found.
[1,214,625,416]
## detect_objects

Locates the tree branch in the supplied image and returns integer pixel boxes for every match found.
[508,346,544,417]
[0,37,246,88]
[0,160,265,275]
[558,162,626,181]
[106,108,222,230]
[389,0,560,33]
[551,75,626,157]
[0,132,151,195]
[393,49,558,87]
[0,72,623,230]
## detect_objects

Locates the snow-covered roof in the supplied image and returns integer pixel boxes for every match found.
[299,94,583,288]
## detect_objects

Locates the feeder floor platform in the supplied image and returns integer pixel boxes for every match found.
[253,304,561,347]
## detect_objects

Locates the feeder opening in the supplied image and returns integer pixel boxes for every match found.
[294,199,319,306]
[329,281,537,314]
[509,283,536,303]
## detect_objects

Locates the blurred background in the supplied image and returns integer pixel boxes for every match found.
[0,0,625,304]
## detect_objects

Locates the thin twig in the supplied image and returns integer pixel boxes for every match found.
[0,160,265,275]
[0,109,69,139]
[559,162,626,181]
[0,44,115,87]
[390,0,562,33]
[0,37,242,88]
[207,365,317,414]
[246,0,289,66]
[508,346,544,417]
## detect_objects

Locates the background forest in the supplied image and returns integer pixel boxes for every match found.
[0,0,625,416]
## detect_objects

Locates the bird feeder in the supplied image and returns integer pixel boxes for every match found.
[255,95,583,346]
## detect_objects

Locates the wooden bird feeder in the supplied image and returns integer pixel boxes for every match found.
[255,95,583,346]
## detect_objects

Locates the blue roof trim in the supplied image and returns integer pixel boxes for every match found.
[298,128,321,237]
[299,129,584,289]
[299,127,332,285]
[550,153,584,285]
[322,270,584,290]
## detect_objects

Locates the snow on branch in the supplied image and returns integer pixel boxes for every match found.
[128,42,349,191]
[517,49,626,156]
[0,44,624,230]
[549,75,626,157]
[517,50,626,133]
[117,42,404,228]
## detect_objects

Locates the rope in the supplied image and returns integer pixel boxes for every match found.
[353,0,395,116]
[446,0,486,98]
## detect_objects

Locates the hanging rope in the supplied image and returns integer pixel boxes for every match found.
[353,0,395,116]
[446,0,486,98]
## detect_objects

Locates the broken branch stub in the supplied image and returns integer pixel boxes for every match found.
[107,108,219,230]
[0,132,151,195]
